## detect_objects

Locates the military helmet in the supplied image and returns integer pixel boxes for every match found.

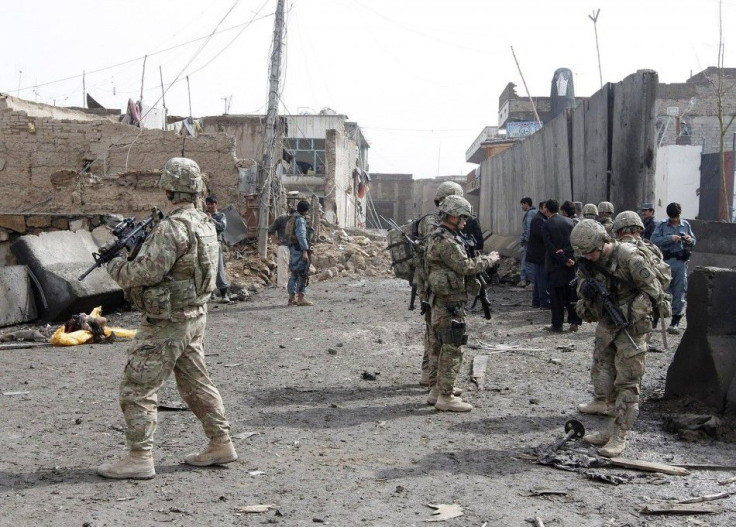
[438,195,472,218]
[434,181,464,204]
[571,219,610,256]
[159,158,204,195]
[582,203,598,217]
[597,201,614,214]
[612,210,644,233]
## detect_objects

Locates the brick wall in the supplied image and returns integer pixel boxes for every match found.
[0,108,244,218]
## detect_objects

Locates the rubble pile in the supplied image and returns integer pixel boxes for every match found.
[222,227,393,294]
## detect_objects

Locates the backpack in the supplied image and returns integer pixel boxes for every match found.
[386,214,433,281]
[633,238,671,290]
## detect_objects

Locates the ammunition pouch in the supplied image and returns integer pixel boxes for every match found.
[442,319,467,346]
[129,279,198,319]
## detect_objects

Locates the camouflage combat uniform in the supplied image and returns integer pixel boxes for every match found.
[106,203,231,451]
[426,226,492,397]
[413,212,440,385]
[575,241,663,454]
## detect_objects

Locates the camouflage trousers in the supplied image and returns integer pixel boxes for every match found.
[119,313,230,451]
[431,300,467,396]
[589,323,648,430]
[423,307,438,383]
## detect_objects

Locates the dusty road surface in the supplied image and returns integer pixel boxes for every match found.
[2,276,735,526]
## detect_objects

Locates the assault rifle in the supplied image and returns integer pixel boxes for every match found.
[458,231,492,320]
[576,260,639,350]
[78,208,164,281]
[380,215,419,310]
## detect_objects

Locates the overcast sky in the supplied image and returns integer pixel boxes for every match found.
[3,0,734,178]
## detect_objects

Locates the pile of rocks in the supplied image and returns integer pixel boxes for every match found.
[222,227,393,295]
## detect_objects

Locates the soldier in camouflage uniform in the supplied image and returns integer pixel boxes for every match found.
[582,203,599,220]
[571,219,663,457]
[425,196,499,412]
[597,201,615,235]
[414,181,465,386]
[97,158,237,480]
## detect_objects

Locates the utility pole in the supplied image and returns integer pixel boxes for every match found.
[159,66,167,131]
[589,9,603,89]
[82,70,86,108]
[257,0,286,257]
[139,55,148,104]
[510,46,542,127]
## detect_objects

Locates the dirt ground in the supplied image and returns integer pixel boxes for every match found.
[2,276,735,526]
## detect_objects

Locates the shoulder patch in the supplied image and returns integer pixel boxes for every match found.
[639,268,651,280]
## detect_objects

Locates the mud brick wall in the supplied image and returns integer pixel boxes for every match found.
[0,108,244,218]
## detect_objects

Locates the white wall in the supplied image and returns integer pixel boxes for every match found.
[654,145,701,219]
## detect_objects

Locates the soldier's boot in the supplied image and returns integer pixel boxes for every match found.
[428,385,462,405]
[184,435,238,467]
[97,450,155,480]
[296,294,313,306]
[577,399,614,416]
[435,394,473,412]
[583,420,613,446]
[220,289,232,304]
[287,294,296,306]
[426,385,440,405]
[598,427,628,458]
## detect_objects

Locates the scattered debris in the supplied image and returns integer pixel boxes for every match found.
[248,470,266,476]
[524,517,545,527]
[585,471,635,485]
[556,344,575,353]
[470,355,488,389]
[0,329,48,342]
[0,342,51,350]
[2,391,30,396]
[232,432,259,440]
[235,504,276,514]
[719,476,736,485]
[639,503,723,515]
[677,490,736,504]
[424,503,463,522]
[327,348,338,355]
[672,464,736,471]
[525,489,568,497]
[607,457,689,476]
[664,414,723,440]
[361,371,379,381]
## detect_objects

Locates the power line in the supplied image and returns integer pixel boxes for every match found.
[6,8,274,95]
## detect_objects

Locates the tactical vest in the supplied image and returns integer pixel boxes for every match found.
[130,208,219,319]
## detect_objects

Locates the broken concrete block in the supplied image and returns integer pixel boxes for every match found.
[69,218,90,232]
[665,267,736,414]
[0,266,38,327]
[10,230,123,322]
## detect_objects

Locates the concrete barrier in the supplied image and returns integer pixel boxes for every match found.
[10,229,123,322]
[0,266,38,327]
[665,267,736,414]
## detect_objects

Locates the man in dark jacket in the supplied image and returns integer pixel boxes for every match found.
[541,199,582,332]
[526,202,550,309]
[639,203,656,240]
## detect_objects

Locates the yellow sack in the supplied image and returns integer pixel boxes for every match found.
[50,306,137,346]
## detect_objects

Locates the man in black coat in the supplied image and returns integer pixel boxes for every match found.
[541,199,582,332]
[526,202,550,309]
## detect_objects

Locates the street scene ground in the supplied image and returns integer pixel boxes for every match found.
[2,275,735,526]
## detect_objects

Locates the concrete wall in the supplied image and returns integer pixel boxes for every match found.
[200,114,269,161]
[0,105,243,219]
[654,145,701,219]
[479,70,658,239]
[687,219,736,269]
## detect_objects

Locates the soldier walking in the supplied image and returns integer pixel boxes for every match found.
[97,158,237,479]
